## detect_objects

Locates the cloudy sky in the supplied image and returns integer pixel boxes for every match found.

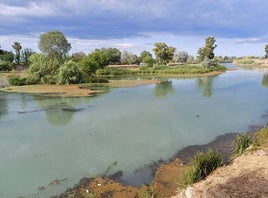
[1,0,268,57]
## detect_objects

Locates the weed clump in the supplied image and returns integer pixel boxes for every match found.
[182,149,223,186]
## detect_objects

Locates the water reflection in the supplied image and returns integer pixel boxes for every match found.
[34,97,84,126]
[0,92,8,120]
[154,81,174,98]
[196,76,216,97]
[262,74,268,87]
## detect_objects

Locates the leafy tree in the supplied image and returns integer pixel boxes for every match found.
[0,50,14,62]
[140,50,154,67]
[28,53,59,84]
[79,49,109,75]
[153,42,176,65]
[12,42,22,65]
[101,48,121,64]
[265,44,268,58]
[58,60,83,84]
[21,48,34,66]
[71,52,86,62]
[38,30,71,63]
[197,37,217,62]
[120,51,139,64]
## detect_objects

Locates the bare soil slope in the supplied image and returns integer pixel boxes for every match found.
[173,148,268,198]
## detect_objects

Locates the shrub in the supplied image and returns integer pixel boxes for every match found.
[8,75,27,86]
[58,60,83,84]
[0,61,12,71]
[233,134,252,155]
[182,149,223,186]
[237,59,255,65]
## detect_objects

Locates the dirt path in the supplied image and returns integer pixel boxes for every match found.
[173,148,268,198]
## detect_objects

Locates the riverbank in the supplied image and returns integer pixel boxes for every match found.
[0,71,222,97]
[54,123,268,198]
[0,79,160,97]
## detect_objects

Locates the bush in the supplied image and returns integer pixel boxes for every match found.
[8,75,27,86]
[0,61,12,71]
[233,134,252,155]
[202,59,218,68]
[58,60,83,84]
[182,149,223,186]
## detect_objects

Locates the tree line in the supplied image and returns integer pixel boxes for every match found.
[1,30,224,85]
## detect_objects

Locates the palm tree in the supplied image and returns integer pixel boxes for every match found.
[12,42,22,65]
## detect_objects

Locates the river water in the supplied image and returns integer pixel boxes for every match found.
[0,65,268,197]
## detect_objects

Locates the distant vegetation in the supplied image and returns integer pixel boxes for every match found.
[0,30,229,86]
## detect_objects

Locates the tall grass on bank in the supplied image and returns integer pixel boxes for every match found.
[182,149,223,186]
[233,134,252,155]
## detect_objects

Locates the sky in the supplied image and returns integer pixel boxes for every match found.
[1,0,268,57]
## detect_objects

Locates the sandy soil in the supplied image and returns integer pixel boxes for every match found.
[173,148,268,198]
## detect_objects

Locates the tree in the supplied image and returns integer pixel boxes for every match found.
[79,49,110,75]
[12,42,22,65]
[140,50,154,67]
[174,51,190,63]
[38,30,71,63]
[153,42,176,65]
[197,37,217,62]
[101,48,121,64]
[120,51,139,64]
[21,48,34,66]
[265,44,268,58]
[58,60,83,84]
[71,52,86,62]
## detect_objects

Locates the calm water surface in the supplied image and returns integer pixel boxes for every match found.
[0,67,268,197]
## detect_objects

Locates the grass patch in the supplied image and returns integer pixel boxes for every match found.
[182,149,223,186]
[255,127,268,147]
[236,59,255,65]
[233,134,253,155]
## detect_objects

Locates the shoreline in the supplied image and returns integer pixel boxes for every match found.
[0,71,222,97]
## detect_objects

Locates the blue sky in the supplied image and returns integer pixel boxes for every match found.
[1,0,268,57]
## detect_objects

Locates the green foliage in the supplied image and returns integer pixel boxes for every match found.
[28,53,59,84]
[197,37,217,62]
[8,75,27,86]
[79,49,110,75]
[236,59,255,65]
[234,134,252,155]
[39,30,71,63]
[71,52,86,62]
[182,149,223,186]
[153,42,176,65]
[0,61,12,71]
[0,50,14,62]
[96,67,135,76]
[20,48,34,66]
[102,47,121,64]
[140,51,154,67]
[201,58,218,68]
[58,60,83,84]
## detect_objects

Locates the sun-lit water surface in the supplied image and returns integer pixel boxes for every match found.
[0,67,268,198]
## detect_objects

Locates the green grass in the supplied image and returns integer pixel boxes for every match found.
[236,59,255,65]
[182,149,223,186]
[233,134,252,155]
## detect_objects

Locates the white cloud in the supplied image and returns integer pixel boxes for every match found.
[0,2,58,17]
